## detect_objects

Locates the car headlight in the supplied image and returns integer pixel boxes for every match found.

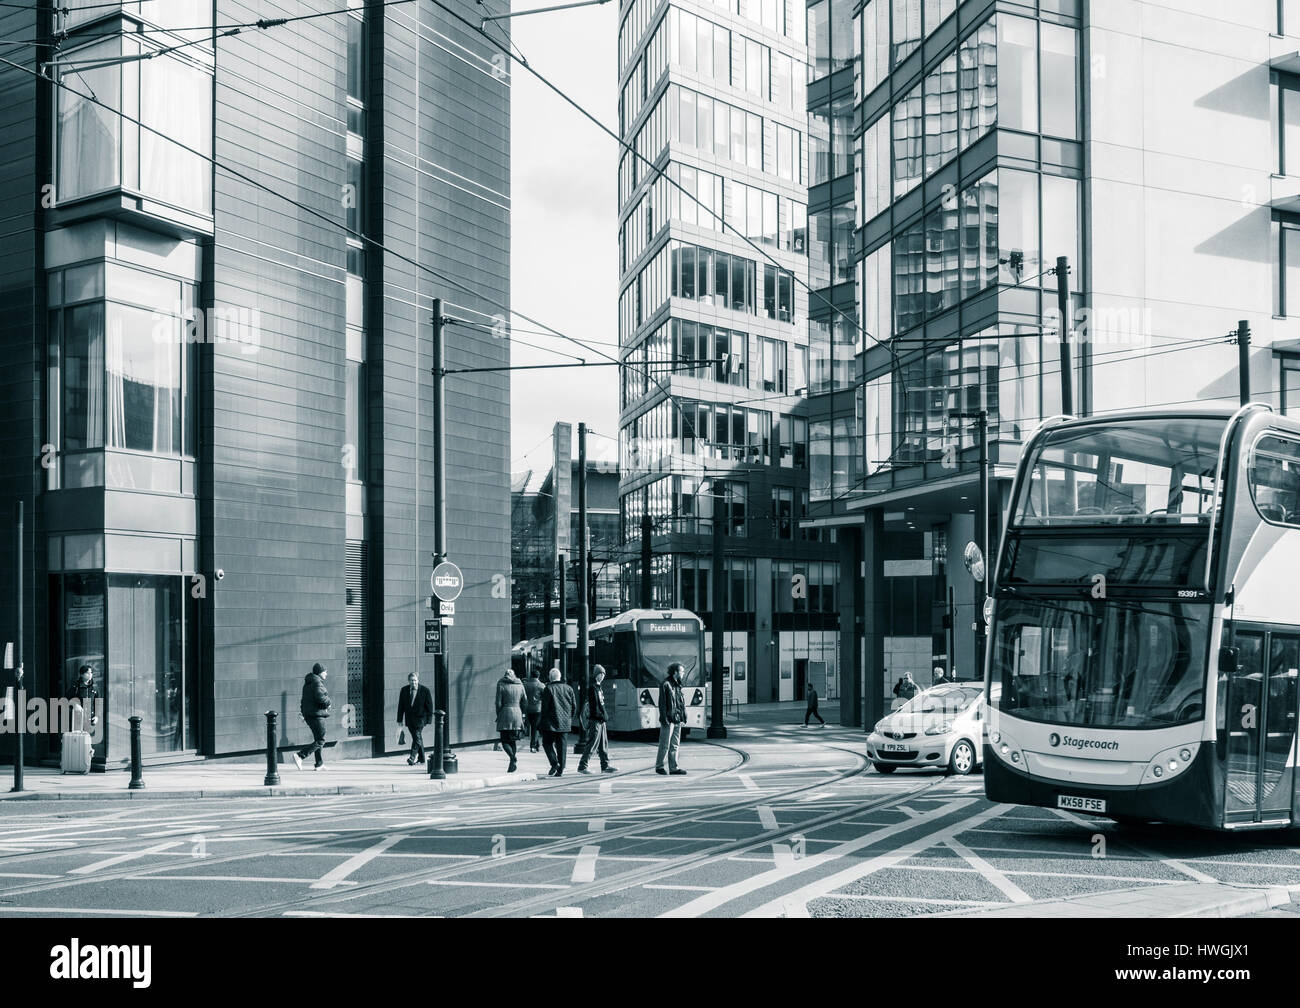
[925,721,952,736]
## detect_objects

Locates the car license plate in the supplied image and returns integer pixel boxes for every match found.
[882,743,909,752]
[1057,794,1106,813]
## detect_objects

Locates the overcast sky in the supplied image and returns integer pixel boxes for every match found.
[509,2,621,474]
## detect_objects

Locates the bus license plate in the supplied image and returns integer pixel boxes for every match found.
[1057,794,1106,813]
[882,743,909,752]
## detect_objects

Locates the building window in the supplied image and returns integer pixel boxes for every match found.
[761,337,788,392]
[1283,358,1300,415]
[998,15,1037,133]
[55,38,213,215]
[772,486,794,539]
[1040,22,1078,140]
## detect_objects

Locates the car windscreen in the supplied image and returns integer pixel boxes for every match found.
[894,686,982,717]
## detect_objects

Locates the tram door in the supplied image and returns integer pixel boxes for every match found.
[1224,629,1299,826]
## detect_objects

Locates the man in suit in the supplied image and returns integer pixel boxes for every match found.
[396,671,434,766]
[539,668,577,777]
[577,665,618,775]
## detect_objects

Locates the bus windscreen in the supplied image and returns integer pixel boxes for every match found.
[1003,533,1207,587]
[1014,417,1226,526]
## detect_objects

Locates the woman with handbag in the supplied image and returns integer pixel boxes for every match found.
[495,667,527,773]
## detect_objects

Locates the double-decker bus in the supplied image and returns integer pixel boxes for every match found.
[984,404,1300,830]
[513,609,708,733]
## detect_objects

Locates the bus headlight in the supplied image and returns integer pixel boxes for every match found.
[1142,743,1200,784]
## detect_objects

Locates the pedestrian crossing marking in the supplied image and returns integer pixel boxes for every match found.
[572,845,600,884]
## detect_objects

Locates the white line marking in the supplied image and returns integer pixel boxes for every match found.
[772,843,795,870]
[125,875,360,885]
[943,838,1033,903]
[643,883,717,892]
[426,880,569,890]
[0,872,59,879]
[284,911,429,918]
[0,907,198,917]
[556,906,584,917]
[781,898,810,918]
[587,819,606,832]
[812,893,1003,906]
[757,806,778,831]
[737,774,760,792]
[572,845,600,883]
[310,834,407,890]
[741,802,1008,918]
[895,806,922,819]
[70,841,181,876]
[599,782,613,795]
[1049,808,1220,884]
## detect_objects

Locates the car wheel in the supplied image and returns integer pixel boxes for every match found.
[948,739,976,776]
[873,763,897,774]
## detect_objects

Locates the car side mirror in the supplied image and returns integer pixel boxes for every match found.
[1218,646,1238,675]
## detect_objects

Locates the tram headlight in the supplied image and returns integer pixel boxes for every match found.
[691,689,704,706]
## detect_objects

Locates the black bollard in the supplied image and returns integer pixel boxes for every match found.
[11,677,24,794]
[428,711,446,780]
[264,710,281,785]
[127,715,145,790]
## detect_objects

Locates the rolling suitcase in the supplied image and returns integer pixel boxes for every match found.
[61,731,92,774]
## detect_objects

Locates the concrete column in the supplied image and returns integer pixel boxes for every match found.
[837,525,861,727]
[861,509,887,730]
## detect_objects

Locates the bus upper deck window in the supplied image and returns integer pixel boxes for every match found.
[1249,435,1300,527]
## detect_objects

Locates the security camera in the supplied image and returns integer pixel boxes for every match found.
[215,569,225,580]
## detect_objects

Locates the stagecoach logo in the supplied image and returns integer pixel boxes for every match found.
[1050,732,1120,752]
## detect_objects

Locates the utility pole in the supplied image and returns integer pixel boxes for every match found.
[1055,256,1074,416]
[639,511,652,607]
[575,424,590,753]
[430,299,456,775]
[10,501,23,793]
[976,409,989,682]
[708,481,726,739]
[1234,320,1251,404]
[557,550,567,679]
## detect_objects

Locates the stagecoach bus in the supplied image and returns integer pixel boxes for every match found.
[985,404,1300,830]
[590,609,708,733]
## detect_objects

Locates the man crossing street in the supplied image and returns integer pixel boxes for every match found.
[577,665,618,774]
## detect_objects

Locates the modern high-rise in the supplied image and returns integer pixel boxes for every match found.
[0,1,511,767]
[617,0,847,706]
[810,0,1300,730]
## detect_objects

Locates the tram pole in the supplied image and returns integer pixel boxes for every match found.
[640,512,652,607]
[1236,320,1251,404]
[1055,256,1074,417]
[708,481,726,739]
[557,550,567,680]
[977,410,989,682]
[10,500,24,794]
[576,423,590,753]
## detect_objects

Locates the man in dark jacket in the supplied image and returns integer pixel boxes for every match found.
[804,683,825,727]
[539,667,577,777]
[396,671,434,766]
[655,663,688,776]
[522,671,545,753]
[293,662,332,770]
[577,665,618,775]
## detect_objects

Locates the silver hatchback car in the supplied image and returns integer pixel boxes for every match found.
[867,684,986,775]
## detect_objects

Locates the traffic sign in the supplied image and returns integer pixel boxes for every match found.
[424,619,443,654]
[439,601,455,616]
[431,561,463,603]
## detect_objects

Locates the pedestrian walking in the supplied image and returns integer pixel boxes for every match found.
[577,665,618,774]
[522,670,544,752]
[655,663,688,776]
[803,682,826,726]
[293,662,332,771]
[495,666,526,773]
[932,665,952,686]
[396,671,434,766]
[893,671,919,702]
[539,668,577,777]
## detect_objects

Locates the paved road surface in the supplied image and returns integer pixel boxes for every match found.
[2,724,1298,917]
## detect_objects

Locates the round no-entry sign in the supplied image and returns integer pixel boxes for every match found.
[431,561,463,603]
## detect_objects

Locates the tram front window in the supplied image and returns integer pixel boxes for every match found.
[638,635,702,687]
[992,599,1209,729]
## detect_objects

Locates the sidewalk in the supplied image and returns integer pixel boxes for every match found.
[0,734,732,801]
[931,882,1294,918]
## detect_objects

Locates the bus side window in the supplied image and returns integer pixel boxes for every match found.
[1249,435,1300,527]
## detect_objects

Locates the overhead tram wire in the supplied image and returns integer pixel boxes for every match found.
[0,49,653,395]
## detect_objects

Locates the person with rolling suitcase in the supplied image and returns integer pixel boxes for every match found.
[62,664,98,774]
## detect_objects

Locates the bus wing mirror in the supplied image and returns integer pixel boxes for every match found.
[963,542,985,583]
[1218,646,1238,675]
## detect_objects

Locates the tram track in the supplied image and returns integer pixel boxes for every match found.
[0,739,750,899]
[230,738,892,918]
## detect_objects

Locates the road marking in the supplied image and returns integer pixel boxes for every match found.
[781,899,810,918]
[572,845,600,883]
[1050,808,1220,884]
[0,872,59,879]
[812,893,1003,907]
[285,911,427,918]
[587,819,606,832]
[741,802,1006,918]
[0,907,198,917]
[737,774,760,792]
[664,798,978,919]
[896,806,922,819]
[772,843,795,870]
[125,875,360,885]
[599,782,613,795]
[556,907,584,917]
[426,880,569,889]
[943,837,1033,903]
[643,883,717,892]
[310,834,407,890]
[757,806,779,831]
[69,841,181,876]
